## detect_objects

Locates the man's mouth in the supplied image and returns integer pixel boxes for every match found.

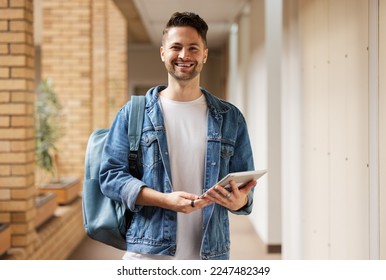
[175,62,194,68]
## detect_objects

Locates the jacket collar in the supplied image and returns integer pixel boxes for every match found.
[145,85,231,117]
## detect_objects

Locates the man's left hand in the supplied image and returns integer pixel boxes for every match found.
[201,179,256,211]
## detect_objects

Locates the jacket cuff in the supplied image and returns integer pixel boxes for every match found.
[120,177,147,212]
[230,193,253,215]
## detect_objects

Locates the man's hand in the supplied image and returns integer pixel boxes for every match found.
[163,191,213,214]
[201,179,256,211]
[136,187,213,214]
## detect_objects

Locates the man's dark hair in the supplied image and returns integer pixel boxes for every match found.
[162,12,208,47]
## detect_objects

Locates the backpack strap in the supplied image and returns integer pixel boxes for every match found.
[128,95,145,176]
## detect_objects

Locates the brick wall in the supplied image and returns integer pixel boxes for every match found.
[0,0,37,256]
[40,0,128,178]
[0,0,128,259]
[106,0,128,124]
[40,0,93,178]
[91,0,108,129]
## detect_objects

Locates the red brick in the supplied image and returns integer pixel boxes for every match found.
[0,55,27,66]
[11,116,34,127]
[0,116,10,127]
[0,197,33,211]
[10,0,30,9]
[0,8,27,20]
[0,188,11,200]
[0,140,10,151]
[0,152,27,164]
[10,20,28,32]
[0,212,11,224]
[0,67,9,77]
[0,0,8,8]
[0,103,27,114]
[11,163,34,176]
[11,67,33,79]
[0,91,11,102]
[11,208,35,223]
[0,43,8,54]
[10,91,34,103]
[0,21,7,31]
[0,31,27,42]
[10,43,34,55]
[0,79,29,90]
[11,139,34,152]
[0,164,11,175]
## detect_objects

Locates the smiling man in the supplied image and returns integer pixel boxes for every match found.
[100,12,256,260]
[160,16,208,88]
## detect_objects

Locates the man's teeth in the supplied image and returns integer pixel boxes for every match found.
[176,63,192,67]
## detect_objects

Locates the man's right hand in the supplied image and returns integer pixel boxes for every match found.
[135,187,213,214]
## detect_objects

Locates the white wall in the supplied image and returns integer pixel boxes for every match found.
[369,0,380,260]
[299,0,370,259]
[246,0,270,245]
[233,0,385,259]
[281,0,303,259]
[228,0,283,249]
[280,0,386,259]
[379,0,386,260]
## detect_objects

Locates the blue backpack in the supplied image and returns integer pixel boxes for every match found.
[82,96,145,250]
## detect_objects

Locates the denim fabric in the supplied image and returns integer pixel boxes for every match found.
[99,85,255,260]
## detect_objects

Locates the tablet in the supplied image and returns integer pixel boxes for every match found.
[200,170,267,197]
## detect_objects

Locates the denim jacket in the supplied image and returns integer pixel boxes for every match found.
[100,85,254,260]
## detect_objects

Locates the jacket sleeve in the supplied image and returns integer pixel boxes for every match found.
[99,103,146,213]
[229,112,255,215]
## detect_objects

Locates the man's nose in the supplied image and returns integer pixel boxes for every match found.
[178,48,189,59]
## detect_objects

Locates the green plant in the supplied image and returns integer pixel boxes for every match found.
[35,79,63,182]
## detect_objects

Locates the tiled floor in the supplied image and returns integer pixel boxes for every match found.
[68,214,281,260]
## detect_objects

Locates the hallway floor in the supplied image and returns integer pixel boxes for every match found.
[68,214,281,260]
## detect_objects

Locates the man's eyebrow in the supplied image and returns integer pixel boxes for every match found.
[170,42,200,47]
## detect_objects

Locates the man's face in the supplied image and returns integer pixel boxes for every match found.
[160,26,208,82]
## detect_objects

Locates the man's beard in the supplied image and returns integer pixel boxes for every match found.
[166,60,202,81]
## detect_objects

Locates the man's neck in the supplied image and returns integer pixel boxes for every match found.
[160,78,202,102]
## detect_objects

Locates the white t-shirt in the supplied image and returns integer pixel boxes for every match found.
[124,94,208,260]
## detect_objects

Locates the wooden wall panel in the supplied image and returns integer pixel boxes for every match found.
[379,0,386,260]
[300,0,331,259]
[299,0,369,259]
[328,0,369,259]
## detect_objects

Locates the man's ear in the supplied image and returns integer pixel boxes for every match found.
[160,46,165,62]
[203,48,208,63]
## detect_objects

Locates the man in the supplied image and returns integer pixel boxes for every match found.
[100,12,255,260]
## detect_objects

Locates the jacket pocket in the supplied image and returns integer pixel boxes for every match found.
[140,131,162,168]
[219,143,234,172]
[220,143,234,159]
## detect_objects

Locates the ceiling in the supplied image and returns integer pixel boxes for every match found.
[114,0,249,49]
